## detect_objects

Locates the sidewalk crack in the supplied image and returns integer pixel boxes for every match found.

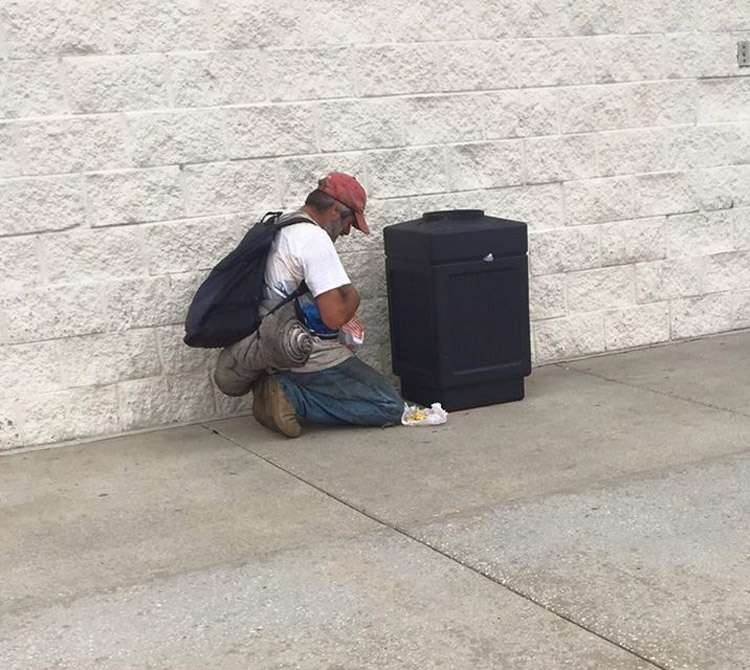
[204,422,668,670]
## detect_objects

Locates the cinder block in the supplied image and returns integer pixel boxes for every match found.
[156,324,213,374]
[169,50,265,108]
[209,0,302,49]
[665,32,722,79]
[484,183,566,231]
[389,0,481,41]
[597,129,669,177]
[604,302,671,351]
[557,85,631,134]
[18,115,130,176]
[0,59,66,118]
[64,55,169,113]
[0,283,106,342]
[567,266,635,312]
[669,32,750,79]
[340,250,386,300]
[118,377,174,430]
[446,141,524,191]
[166,371,217,423]
[316,98,404,152]
[102,275,187,331]
[515,39,593,87]
[2,0,108,58]
[119,370,218,430]
[530,274,566,320]
[696,166,750,211]
[478,0,570,38]
[365,198,414,231]
[483,89,558,139]
[168,272,208,323]
[358,44,442,96]
[226,105,316,160]
[666,211,735,258]
[57,330,162,387]
[671,292,738,339]
[214,379,253,417]
[636,257,707,303]
[592,35,667,83]
[356,297,390,347]
[697,0,750,31]
[41,228,147,283]
[0,236,42,291]
[0,339,62,393]
[440,41,519,91]
[600,217,666,266]
[108,0,209,52]
[734,124,750,166]
[0,176,84,236]
[268,47,357,101]
[277,154,367,207]
[0,123,21,177]
[0,405,23,451]
[733,208,750,250]
[704,251,750,293]
[526,134,599,183]
[698,78,750,125]
[633,172,697,218]
[565,176,635,225]
[403,95,483,146]
[21,385,119,446]
[529,226,600,275]
[534,312,605,362]
[625,0,698,32]
[406,190,488,219]
[146,214,246,274]
[565,0,627,35]
[629,82,698,128]
[127,110,227,167]
[733,289,750,330]
[367,147,447,198]
[87,167,183,226]
[663,125,740,171]
[182,160,277,217]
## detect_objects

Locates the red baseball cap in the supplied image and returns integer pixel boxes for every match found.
[318,172,370,235]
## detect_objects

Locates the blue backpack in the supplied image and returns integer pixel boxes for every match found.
[183,211,311,348]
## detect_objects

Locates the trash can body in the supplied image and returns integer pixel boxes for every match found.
[384,210,531,411]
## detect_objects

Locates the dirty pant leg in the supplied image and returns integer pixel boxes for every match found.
[275,357,403,427]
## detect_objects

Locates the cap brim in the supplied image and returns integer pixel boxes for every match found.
[353,211,370,235]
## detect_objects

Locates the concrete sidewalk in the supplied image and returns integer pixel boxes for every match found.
[2,331,749,670]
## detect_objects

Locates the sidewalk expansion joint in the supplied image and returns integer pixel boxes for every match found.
[203,422,668,670]
[558,364,750,419]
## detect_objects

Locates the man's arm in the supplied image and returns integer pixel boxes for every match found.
[316,284,360,330]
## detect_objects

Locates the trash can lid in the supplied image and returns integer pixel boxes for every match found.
[384,209,527,263]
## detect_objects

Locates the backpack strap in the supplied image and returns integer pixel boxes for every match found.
[260,211,315,322]
[263,280,308,320]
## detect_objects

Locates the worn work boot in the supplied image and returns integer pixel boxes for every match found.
[252,374,301,438]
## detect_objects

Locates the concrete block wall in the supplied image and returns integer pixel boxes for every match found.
[1,0,749,449]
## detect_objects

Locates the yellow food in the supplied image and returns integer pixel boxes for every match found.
[406,409,429,422]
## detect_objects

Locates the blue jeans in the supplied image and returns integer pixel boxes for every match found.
[275,357,403,427]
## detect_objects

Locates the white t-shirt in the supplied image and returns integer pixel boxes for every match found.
[262,211,353,371]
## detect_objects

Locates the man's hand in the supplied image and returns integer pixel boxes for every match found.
[316,284,360,330]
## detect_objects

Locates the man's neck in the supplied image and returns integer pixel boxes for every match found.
[300,205,323,227]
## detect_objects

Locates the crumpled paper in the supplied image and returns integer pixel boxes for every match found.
[401,402,449,426]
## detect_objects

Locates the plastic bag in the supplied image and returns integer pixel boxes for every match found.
[401,402,449,426]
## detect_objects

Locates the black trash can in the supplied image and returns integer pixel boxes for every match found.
[384,209,531,412]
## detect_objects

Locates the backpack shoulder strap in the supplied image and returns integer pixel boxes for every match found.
[260,212,313,321]
[261,211,315,229]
